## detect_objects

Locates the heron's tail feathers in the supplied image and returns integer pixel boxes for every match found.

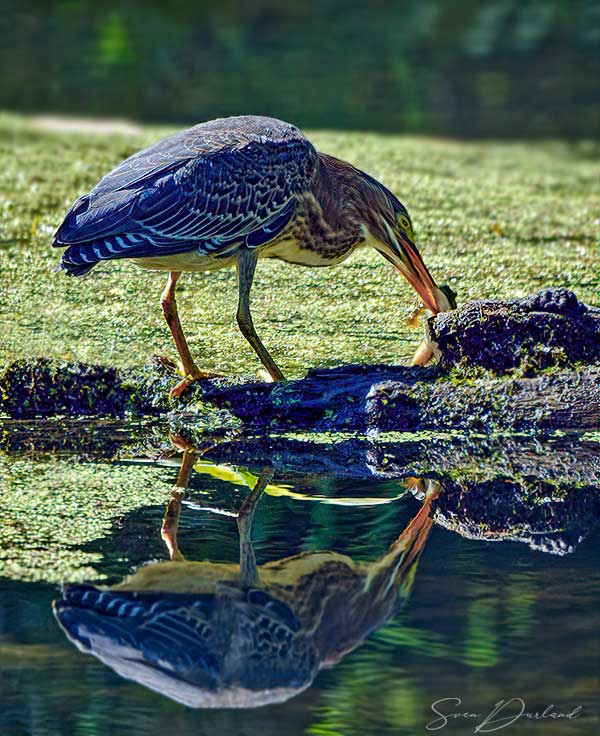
[54,242,101,276]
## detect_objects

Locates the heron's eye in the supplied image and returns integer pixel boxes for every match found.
[397,214,412,234]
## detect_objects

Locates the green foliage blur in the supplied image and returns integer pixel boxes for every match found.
[1,0,599,137]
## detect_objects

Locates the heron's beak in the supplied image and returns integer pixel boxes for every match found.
[379,223,452,314]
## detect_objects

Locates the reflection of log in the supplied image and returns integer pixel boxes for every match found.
[198,432,600,555]
[406,477,600,556]
[174,433,600,556]
[0,417,156,460]
[1,289,598,431]
[199,433,600,487]
[3,418,598,555]
[3,418,598,490]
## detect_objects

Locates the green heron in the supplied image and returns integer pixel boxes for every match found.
[54,456,439,708]
[54,115,455,397]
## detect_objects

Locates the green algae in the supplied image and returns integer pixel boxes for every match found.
[1,457,174,583]
[2,425,597,583]
[1,113,598,379]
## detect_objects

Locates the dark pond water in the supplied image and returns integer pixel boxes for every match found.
[1,428,599,736]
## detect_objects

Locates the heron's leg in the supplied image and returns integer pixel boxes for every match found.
[160,448,197,561]
[411,338,435,366]
[236,250,285,382]
[161,489,185,560]
[237,466,274,587]
[160,271,222,398]
[161,272,198,377]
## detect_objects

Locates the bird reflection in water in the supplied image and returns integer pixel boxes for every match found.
[54,448,440,708]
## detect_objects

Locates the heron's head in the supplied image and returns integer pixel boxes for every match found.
[360,183,456,314]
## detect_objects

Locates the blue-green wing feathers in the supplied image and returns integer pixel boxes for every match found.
[54,116,317,275]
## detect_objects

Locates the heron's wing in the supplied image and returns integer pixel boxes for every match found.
[54,121,318,265]
[54,583,314,705]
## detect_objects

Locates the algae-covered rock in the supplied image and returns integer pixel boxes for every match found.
[0,357,175,418]
[0,359,132,419]
[429,288,600,373]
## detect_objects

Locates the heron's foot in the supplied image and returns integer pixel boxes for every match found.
[174,362,225,379]
[169,433,195,452]
[169,367,223,399]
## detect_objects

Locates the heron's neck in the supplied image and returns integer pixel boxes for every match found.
[315,152,398,250]
[315,152,369,228]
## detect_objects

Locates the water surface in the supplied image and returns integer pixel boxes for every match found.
[1,428,599,735]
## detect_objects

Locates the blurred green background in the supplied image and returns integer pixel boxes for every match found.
[2,0,599,137]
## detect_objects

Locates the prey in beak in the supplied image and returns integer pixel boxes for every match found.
[373,213,457,366]
[378,218,455,315]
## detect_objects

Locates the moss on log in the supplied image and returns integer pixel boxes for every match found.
[430,287,600,373]
[2,289,598,432]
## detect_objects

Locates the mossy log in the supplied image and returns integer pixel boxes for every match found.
[2,289,599,432]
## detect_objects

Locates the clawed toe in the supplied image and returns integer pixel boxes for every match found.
[169,368,225,399]
[169,374,197,399]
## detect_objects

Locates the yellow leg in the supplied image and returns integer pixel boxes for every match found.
[160,448,197,561]
[411,338,435,366]
[236,250,285,382]
[160,272,222,398]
